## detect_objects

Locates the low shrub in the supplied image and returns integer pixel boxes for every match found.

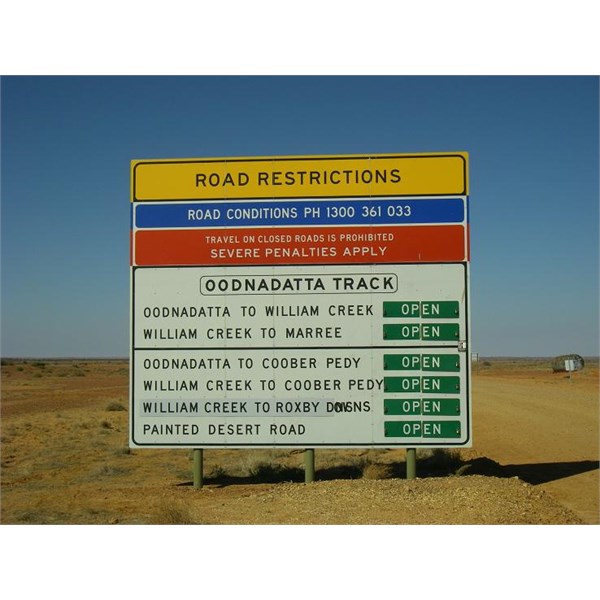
[362,463,395,480]
[152,502,196,525]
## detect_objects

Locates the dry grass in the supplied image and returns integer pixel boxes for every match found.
[362,463,395,480]
[1,358,598,524]
[151,501,198,525]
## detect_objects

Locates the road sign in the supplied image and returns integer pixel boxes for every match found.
[132,153,468,201]
[130,152,471,448]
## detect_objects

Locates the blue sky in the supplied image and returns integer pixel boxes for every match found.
[1,76,598,357]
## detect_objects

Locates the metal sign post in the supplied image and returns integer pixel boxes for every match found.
[304,449,315,483]
[406,448,417,479]
[193,448,203,489]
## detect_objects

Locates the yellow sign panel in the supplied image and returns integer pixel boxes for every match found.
[131,152,468,201]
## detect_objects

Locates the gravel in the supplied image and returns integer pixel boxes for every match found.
[191,475,585,525]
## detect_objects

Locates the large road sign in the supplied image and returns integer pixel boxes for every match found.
[130,152,471,448]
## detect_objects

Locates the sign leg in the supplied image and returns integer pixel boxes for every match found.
[304,448,315,483]
[193,448,204,489]
[406,448,417,479]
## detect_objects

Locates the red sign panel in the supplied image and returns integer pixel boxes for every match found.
[133,224,468,266]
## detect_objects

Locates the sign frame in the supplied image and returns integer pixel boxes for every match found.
[130,152,471,449]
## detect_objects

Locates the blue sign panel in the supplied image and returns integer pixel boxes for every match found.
[135,197,465,229]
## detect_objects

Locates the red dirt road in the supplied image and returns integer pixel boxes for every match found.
[466,364,599,523]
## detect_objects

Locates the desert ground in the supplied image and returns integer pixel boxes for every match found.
[1,357,598,525]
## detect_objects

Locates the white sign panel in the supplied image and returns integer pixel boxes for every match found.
[564,359,582,372]
[131,264,470,447]
[133,264,467,349]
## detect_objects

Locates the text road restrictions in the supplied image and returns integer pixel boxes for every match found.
[130,152,471,447]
